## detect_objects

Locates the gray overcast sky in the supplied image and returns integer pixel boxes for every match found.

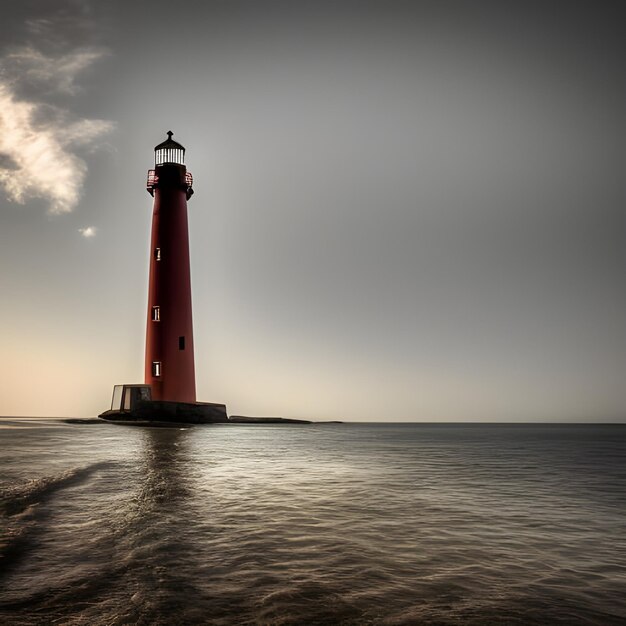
[0,0,625,420]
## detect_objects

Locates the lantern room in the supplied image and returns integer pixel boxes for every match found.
[154,130,185,166]
[147,131,193,199]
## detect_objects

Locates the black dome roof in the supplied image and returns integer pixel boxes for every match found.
[154,130,185,152]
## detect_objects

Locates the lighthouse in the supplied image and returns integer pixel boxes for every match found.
[145,131,196,402]
[99,133,227,424]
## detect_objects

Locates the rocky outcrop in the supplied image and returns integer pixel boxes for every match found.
[228,416,312,424]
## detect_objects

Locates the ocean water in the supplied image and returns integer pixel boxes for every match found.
[0,420,625,625]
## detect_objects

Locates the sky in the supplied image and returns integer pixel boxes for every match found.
[0,0,625,421]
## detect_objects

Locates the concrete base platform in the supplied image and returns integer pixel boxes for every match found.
[99,400,228,425]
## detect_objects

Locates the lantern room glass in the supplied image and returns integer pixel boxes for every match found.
[155,147,185,166]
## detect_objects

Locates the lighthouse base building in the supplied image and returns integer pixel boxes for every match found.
[99,132,227,425]
[99,387,228,424]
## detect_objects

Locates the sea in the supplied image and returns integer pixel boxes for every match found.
[0,419,625,625]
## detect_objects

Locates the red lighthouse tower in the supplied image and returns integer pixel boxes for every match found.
[145,131,196,402]
[99,132,228,424]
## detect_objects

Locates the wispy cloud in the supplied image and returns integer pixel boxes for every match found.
[5,46,107,96]
[0,78,113,215]
[79,226,97,238]
[0,10,113,215]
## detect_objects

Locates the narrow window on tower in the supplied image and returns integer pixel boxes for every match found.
[152,305,160,321]
[152,361,161,377]
[179,336,185,350]
[154,247,161,261]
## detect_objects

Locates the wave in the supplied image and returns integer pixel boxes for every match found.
[0,462,114,577]
[0,462,113,518]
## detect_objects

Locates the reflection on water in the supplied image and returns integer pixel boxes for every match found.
[136,427,193,513]
[0,421,625,625]
[120,428,215,624]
